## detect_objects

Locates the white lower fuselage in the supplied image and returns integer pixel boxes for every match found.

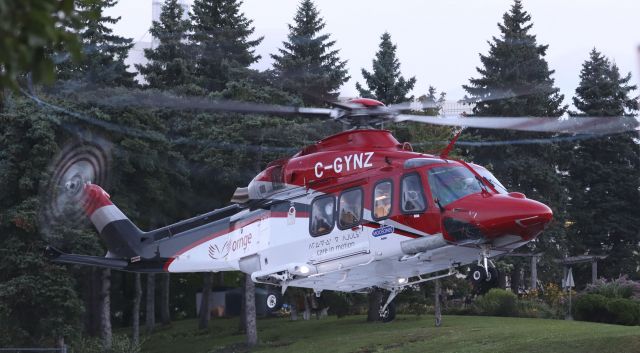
[166,205,528,292]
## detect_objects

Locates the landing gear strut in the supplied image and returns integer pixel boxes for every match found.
[378,289,397,323]
[467,246,499,294]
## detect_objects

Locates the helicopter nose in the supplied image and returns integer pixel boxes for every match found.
[441,192,553,243]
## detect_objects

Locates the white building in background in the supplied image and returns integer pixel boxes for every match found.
[125,0,191,83]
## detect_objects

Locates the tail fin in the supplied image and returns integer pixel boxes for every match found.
[82,184,144,258]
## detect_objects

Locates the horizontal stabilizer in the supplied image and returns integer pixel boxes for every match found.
[45,246,128,270]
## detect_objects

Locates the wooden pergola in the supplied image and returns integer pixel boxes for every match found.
[554,255,608,286]
[501,253,608,290]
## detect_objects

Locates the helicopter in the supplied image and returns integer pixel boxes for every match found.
[44,96,638,322]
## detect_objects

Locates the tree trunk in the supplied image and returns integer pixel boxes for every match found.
[303,292,311,320]
[510,262,522,295]
[132,272,142,345]
[160,273,171,325]
[290,293,298,321]
[83,268,101,336]
[217,272,224,286]
[56,337,65,351]
[198,272,213,330]
[239,274,246,332]
[100,269,112,350]
[498,270,508,289]
[366,289,382,322]
[145,273,155,334]
[244,274,258,347]
[434,279,442,327]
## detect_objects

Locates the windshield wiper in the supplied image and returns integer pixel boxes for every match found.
[475,176,490,195]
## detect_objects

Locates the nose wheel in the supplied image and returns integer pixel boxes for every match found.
[467,247,500,294]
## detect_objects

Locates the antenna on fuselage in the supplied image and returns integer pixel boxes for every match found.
[440,129,464,159]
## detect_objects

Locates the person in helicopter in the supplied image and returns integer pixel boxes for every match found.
[374,182,392,218]
[339,190,362,227]
[428,166,483,207]
[312,198,334,234]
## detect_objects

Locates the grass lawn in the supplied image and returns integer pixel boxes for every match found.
[139,315,640,353]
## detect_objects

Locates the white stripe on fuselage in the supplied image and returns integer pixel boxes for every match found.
[90,205,128,233]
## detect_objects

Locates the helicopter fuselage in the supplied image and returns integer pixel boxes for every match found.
[50,129,552,293]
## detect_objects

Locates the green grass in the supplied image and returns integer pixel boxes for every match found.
[139,315,640,353]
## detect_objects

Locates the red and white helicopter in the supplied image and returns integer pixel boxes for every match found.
[45,97,638,321]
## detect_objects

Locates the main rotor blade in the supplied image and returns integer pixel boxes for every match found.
[394,114,640,135]
[69,89,338,117]
[387,101,441,111]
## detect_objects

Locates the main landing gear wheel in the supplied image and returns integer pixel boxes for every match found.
[265,291,282,313]
[379,301,396,323]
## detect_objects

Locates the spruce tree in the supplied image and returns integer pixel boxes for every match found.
[462,0,568,287]
[356,32,416,104]
[565,49,639,277]
[57,0,135,87]
[463,0,564,116]
[271,0,349,105]
[0,97,84,346]
[137,0,192,89]
[189,0,262,92]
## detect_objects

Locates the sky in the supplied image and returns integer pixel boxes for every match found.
[106,0,640,106]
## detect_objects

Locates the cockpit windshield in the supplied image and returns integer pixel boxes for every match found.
[472,165,508,194]
[427,165,483,207]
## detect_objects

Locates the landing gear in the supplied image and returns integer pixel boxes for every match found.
[378,289,398,323]
[265,291,282,313]
[468,265,499,294]
[468,247,499,294]
[379,301,396,323]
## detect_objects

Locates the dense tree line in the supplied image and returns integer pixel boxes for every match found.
[0,0,637,349]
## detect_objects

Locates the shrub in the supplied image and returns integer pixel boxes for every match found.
[473,289,518,317]
[574,294,611,323]
[517,299,555,319]
[585,276,640,300]
[606,298,640,326]
[73,335,143,353]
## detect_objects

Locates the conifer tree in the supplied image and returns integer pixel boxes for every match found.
[137,0,192,89]
[271,0,349,105]
[462,0,568,287]
[356,32,416,104]
[189,0,262,92]
[565,49,639,277]
[57,0,135,87]
[0,98,84,346]
[462,0,565,116]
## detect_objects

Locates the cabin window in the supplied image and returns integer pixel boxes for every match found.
[338,188,363,229]
[401,173,427,213]
[373,180,393,220]
[310,196,335,237]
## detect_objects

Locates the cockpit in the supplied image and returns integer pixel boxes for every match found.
[426,164,508,207]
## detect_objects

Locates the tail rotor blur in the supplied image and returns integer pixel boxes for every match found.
[39,139,112,238]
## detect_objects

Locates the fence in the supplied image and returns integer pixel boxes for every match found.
[0,347,67,353]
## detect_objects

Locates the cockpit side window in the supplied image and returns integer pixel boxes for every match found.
[310,196,335,237]
[401,173,427,213]
[338,188,363,229]
[373,180,393,220]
